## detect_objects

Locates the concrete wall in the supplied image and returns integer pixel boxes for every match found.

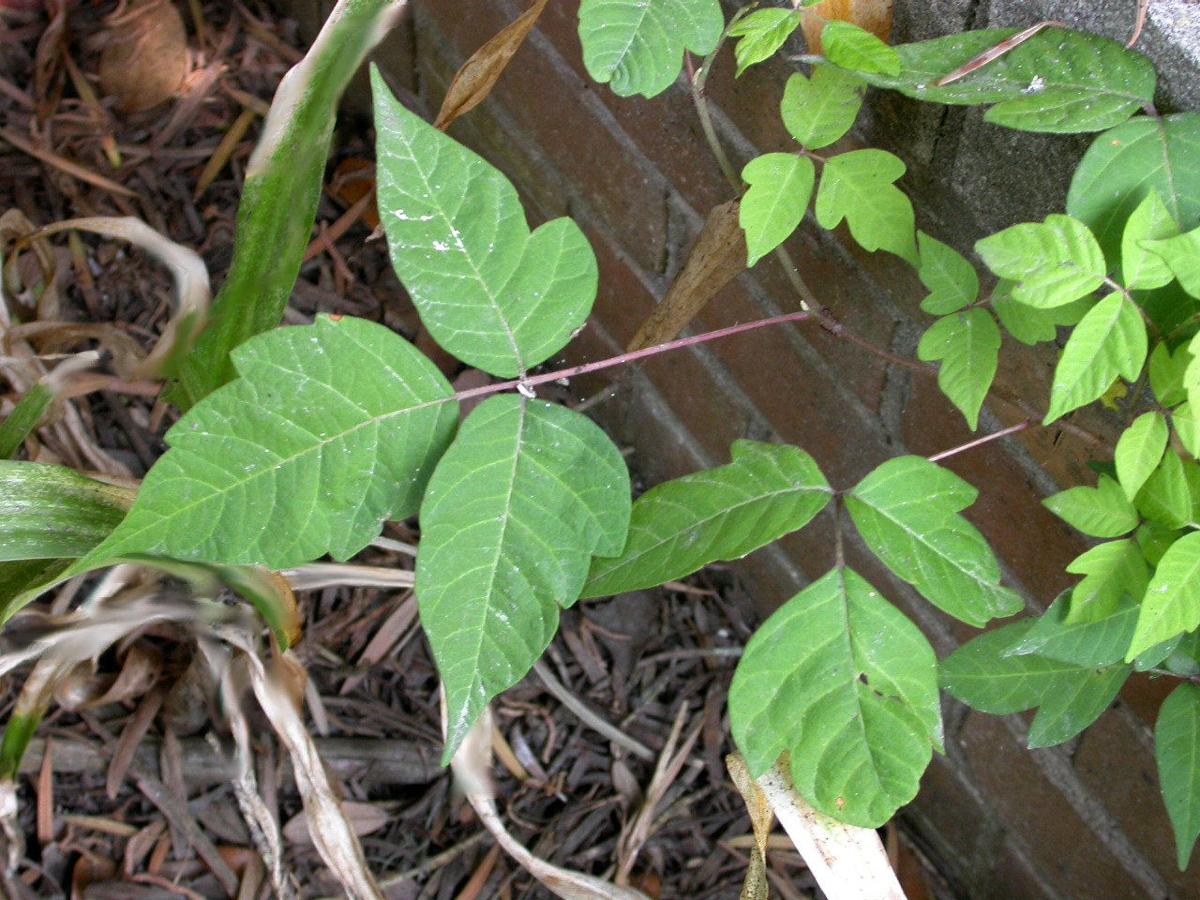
[283,1,1200,895]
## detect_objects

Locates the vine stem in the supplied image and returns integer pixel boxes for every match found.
[926,419,1034,463]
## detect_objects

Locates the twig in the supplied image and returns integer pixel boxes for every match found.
[933,22,1065,87]
[532,660,655,761]
[927,419,1034,463]
[1127,0,1150,48]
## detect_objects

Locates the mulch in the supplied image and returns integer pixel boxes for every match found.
[0,2,939,897]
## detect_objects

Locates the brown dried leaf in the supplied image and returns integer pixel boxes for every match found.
[282,801,389,846]
[725,754,773,900]
[626,199,746,352]
[800,0,894,54]
[99,0,189,115]
[434,0,550,130]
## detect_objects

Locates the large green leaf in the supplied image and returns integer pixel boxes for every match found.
[1007,593,1137,667]
[1156,683,1200,870]
[373,70,598,377]
[728,9,801,77]
[916,231,978,315]
[917,308,999,430]
[740,154,815,266]
[172,0,402,408]
[846,456,1022,626]
[1128,532,1200,660]
[1045,292,1146,423]
[814,149,916,263]
[576,0,723,98]
[975,215,1105,309]
[78,316,458,573]
[417,395,630,760]
[941,621,1131,748]
[1115,412,1169,500]
[1068,114,1200,262]
[1043,474,1138,538]
[1121,190,1179,290]
[730,567,941,827]
[780,65,865,151]
[582,440,831,598]
[1065,540,1149,623]
[831,28,1155,134]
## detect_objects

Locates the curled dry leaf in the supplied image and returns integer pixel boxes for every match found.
[800,0,894,53]
[725,754,772,900]
[434,0,550,130]
[283,801,389,846]
[98,0,189,115]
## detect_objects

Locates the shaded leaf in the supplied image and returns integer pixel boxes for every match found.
[1151,342,1192,407]
[1045,292,1146,423]
[1044,474,1138,538]
[0,383,53,460]
[582,440,831,598]
[846,456,1022,626]
[741,153,815,266]
[730,567,941,827]
[417,396,630,760]
[1008,593,1137,667]
[1128,532,1200,660]
[815,149,916,263]
[1173,403,1200,459]
[916,308,999,430]
[1144,227,1200,299]
[1136,450,1193,530]
[975,214,1105,309]
[1116,411,1169,500]
[916,231,978,315]
[1065,539,1149,623]
[1156,683,1200,870]
[781,65,865,151]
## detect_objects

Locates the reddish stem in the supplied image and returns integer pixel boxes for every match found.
[927,419,1034,463]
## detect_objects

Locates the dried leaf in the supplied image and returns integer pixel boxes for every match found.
[434,0,550,130]
[283,801,389,846]
[627,199,746,352]
[800,0,894,54]
[725,754,772,900]
[99,0,189,114]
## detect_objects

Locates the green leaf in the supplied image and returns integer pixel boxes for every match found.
[1151,342,1192,407]
[1116,412,1169,500]
[1144,227,1200,299]
[582,440,831,598]
[416,395,630,760]
[832,28,1155,134]
[941,621,1131,749]
[0,383,53,460]
[0,559,70,623]
[1138,521,1182,567]
[1068,113,1200,263]
[780,65,865,151]
[1156,684,1200,869]
[916,232,978,314]
[171,0,401,408]
[1173,403,1200,458]
[1066,539,1149,623]
[815,149,916,263]
[1122,190,1180,290]
[79,316,458,572]
[846,456,1022,626]
[0,462,133,562]
[821,21,901,76]
[1045,293,1147,423]
[740,153,816,266]
[1007,593,1138,667]
[916,309,999,430]
[729,567,940,827]
[728,9,801,77]
[1043,474,1138,538]
[576,0,723,98]
[975,215,1105,309]
[1137,450,1193,529]
[374,71,598,378]
[1128,532,1200,660]
[990,281,1090,345]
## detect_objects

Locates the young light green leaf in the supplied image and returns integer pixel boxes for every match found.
[975,215,1105,309]
[1045,293,1147,423]
[916,309,999,430]
[815,149,917,263]
[728,9,801,77]
[1065,539,1149,623]
[990,281,1090,345]
[1007,593,1138,668]
[1069,114,1200,263]
[830,28,1155,135]
[172,0,404,408]
[1127,532,1200,660]
[1122,190,1179,290]
[730,567,940,827]
[1173,403,1200,458]
[1043,474,1138,538]
[582,440,831,599]
[576,0,723,98]
[916,231,978,315]
[821,21,901,76]
[1156,683,1200,869]
[1143,227,1200,299]
[1151,342,1192,407]
[79,316,458,573]
[374,70,597,377]
[740,153,816,266]
[1116,412,1169,500]
[941,621,1131,749]
[1136,450,1193,530]
[0,462,133,562]
[846,456,1022,626]
[417,395,630,760]
[781,65,865,151]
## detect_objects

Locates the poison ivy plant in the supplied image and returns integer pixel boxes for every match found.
[727,8,802,77]
[780,65,864,150]
[917,308,1000,430]
[815,149,917,263]
[740,153,815,265]
[1157,684,1200,869]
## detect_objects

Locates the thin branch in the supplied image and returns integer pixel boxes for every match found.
[1127,0,1150,48]
[927,419,1034,463]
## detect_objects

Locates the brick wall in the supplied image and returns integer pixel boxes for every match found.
[290,1,1200,895]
